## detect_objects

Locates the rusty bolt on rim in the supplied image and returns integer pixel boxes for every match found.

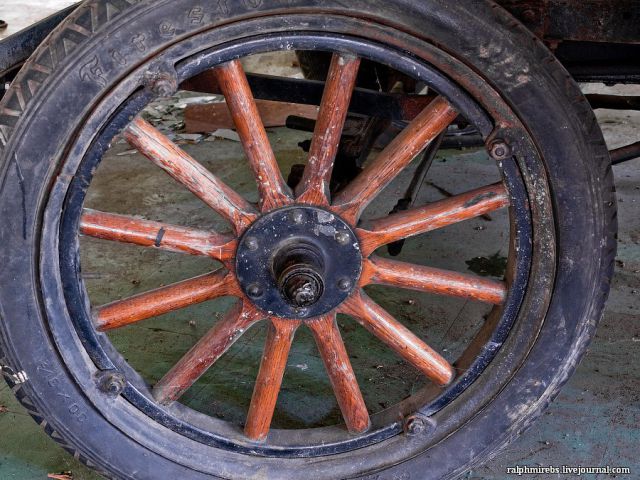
[489,140,512,161]
[97,371,126,397]
[403,414,436,436]
[145,72,178,98]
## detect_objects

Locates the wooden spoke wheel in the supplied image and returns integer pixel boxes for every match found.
[0,1,615,479]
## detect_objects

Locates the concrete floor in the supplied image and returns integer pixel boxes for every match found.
[0,3,639,479]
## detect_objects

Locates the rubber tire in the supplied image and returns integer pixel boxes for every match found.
[0,1,616,479]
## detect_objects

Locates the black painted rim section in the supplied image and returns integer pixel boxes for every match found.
[54,33,533,458]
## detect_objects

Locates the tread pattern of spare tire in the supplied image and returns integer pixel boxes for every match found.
[0,2,140,477]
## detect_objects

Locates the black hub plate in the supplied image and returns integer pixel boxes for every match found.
[236,206,362,319]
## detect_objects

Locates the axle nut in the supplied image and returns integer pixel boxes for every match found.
[281,269,324,308]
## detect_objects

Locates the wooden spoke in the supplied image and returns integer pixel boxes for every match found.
[340,291,454,386]
[363,256,507,305]
[124,117,257,232]
[153,301,263,404]
[93,270,235,331]
[245,318,300,441]
[215,60,292,211]
[307,314,370,433]
[296,54,361,205]
[334,96,458,222]
[358,182,510,255]
[80,209,235,262]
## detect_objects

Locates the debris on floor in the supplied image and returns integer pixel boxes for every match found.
[208,129,241,142]
[47,473,73,480]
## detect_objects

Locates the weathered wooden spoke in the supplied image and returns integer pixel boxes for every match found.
[358,182,509,255]
[80,209,235,262]
[124,117,257,232]
[93,270,235,331]
[363,256,507,305]
[215,60,292,211]
[153,301,263,404]
[296,53,361,205]
[245,318,300,441]
[334,96,458,222]
[307,313,370,433]
[340,291,454,386]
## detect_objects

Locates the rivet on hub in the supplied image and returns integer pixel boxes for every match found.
[290,210,305,224]
[247,284,264,299]
[245,236,259,251]
[338,278,352,291]
[335,231,351,246]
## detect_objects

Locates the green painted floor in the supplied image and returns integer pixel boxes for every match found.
[1,87,639,479]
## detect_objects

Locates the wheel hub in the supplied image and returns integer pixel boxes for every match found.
[236,206,362,319]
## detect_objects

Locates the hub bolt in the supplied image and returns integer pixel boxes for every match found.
[335,231,351,246]
[338,278,352,291]
[291,210,305,224]
[247,284,264,298]
[245,236,259,251]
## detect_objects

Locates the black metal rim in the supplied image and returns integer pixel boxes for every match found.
[52,33,533,458]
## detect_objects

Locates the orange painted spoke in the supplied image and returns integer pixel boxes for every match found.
[296,54,361,205]
[215,60,292,211]
[308,314,370,433]
[124,117,257,232]
[363,256,507,305]
[80,209,235,261]
[245,318,300,441]
[153,301,263,404]
[334,96,458,222]
[340,291,454,386]
[94,270,235,331]
[358,182,509,255]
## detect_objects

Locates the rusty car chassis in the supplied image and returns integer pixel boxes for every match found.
[1,1,639,165]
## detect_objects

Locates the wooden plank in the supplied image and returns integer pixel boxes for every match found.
[185,99,319,133]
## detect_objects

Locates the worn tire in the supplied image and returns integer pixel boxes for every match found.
[0,0,616,478]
